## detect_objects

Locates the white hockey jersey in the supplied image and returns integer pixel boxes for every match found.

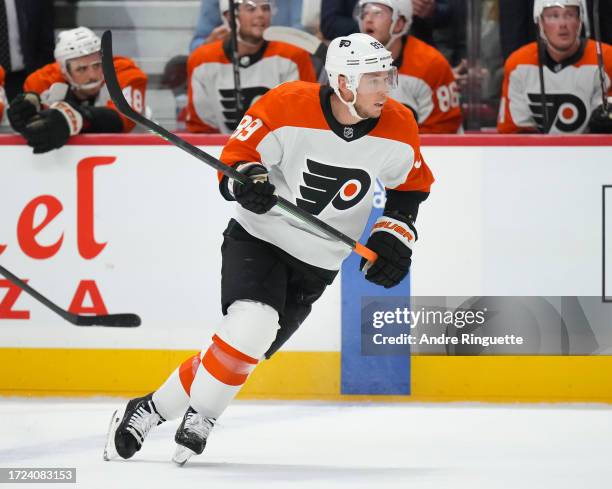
[187,39,316,134]
[219,81,434,270]
[498,39,612,134]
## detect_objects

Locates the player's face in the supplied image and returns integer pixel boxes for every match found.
[67,52,104,95]
[354,70,397,118]
[237,0,273,43]
[359,3,394,45]
[541,6,581,51]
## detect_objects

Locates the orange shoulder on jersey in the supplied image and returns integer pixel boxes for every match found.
[23,62,65,94]
[374,98,434,193]
[263,41,317,82]
[186,41,229,133]
[107,56,148,132]
[401,36,462,134]
[0,65,5,122]
[219,81,325,180]
[497,42,543,133]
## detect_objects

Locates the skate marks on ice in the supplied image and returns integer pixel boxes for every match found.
[0,399,611,488]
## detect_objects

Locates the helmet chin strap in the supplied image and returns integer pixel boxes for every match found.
[385,19,403,49]
[64,69,104,93]
[334,86,367,121]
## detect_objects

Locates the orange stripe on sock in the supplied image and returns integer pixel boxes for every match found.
[202,336,259,386]
[178,353,200,395]
[212,334,258,364]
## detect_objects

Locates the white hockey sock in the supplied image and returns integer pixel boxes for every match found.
[152,350,204,421]
[189,335,259,419]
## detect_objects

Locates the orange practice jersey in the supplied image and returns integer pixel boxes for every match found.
[220,81,434,270]
[390,36,462,134]
[498,39,612,134]
[24,57,147,132]
[187,39,316,134]
[0,65,5,123]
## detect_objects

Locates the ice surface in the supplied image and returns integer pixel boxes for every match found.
[0,398,610,489]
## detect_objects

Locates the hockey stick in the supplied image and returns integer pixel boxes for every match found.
[0,264,141,327]
[536,34,551,132]
[593,0,610,112]
[100,30,377,263]
[263,26,328,62]
[228,0,244,117]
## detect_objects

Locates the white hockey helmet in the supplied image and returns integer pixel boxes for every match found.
[533,0,588,41]
[325,33,396,119]
[218,0,277,16]
[54,27,101,73]
[356,0,413,47]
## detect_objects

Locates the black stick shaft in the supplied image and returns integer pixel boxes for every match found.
[228,0,244,116]
[593,0,609,111]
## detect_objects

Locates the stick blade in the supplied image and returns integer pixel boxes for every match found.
[75,313,142,328]
[263,27,325,57]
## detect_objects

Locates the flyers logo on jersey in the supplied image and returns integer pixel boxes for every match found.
[219,86,269,131]
[527,93,587,132]
[296,159,371,215]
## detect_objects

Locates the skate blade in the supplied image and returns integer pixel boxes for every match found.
[172,445,197,466]
[103,408,122,461]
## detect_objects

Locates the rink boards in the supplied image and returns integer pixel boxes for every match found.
[1,134,612,402]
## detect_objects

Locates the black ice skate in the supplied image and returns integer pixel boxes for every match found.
[103,392,165,461]
[172,406,216,466]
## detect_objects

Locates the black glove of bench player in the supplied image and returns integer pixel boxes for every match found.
[588,102,612,134]
[360,213,417,288]
[232,163,278,214]
[7,92,41,133]
[21,101,83,154]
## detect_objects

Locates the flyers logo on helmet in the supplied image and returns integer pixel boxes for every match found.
[527,93,588,132]
[296,159,371,215]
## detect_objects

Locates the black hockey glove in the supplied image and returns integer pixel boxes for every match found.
[7,92,41,133]
[22,101,83,154]
[588,102,612,134]
[232,162,278,214]
[360,213,417,288]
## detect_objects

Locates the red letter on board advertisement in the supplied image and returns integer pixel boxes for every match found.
[17,195,64,259]
[0,279,30,319]
[77,156,116,259]
[68,280,108,315]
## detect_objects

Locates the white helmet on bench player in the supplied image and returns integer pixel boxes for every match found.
[533,0,587,43]
[54,27,103,92]
[325,33,397,119]
[356,0,413,48]
[218,0,277,16]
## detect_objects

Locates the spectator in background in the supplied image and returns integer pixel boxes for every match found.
[498,0,612,134]
[187,0,316,133]
[0,65,6,123]
[7,27,148,153]
[320,0,450,46]
[358,0,462,133]
[190,0,305,51]
[499,0,536,61]
[0,0,55,100]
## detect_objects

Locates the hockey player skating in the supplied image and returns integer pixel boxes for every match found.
[186,0,316,133]
[498,0,612,134]
[104,33,434,465]
[357,0,463,134]
[7,27,147,153]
